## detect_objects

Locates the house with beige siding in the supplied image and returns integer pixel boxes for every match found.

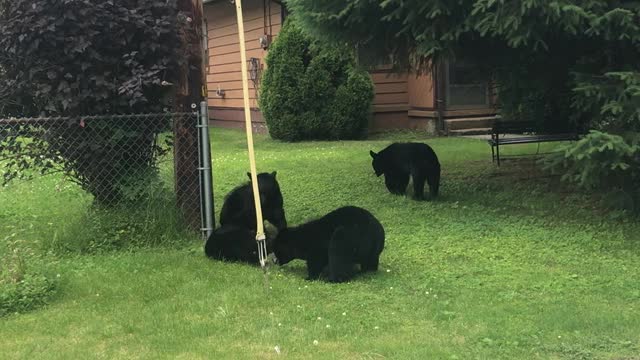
[203,0,497,135]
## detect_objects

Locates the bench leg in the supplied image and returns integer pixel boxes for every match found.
[491,144,495,163]
[496,142,501,166]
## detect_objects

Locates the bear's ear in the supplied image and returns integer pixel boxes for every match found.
[246,172,252,180]
[271,171,277,178]
[369,150,377,158]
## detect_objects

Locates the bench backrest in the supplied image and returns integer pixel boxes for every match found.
[492,119,578,135]
[493,120,538,134]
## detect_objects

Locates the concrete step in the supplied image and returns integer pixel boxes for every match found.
[448,127,492,136]
[445,116,496,131]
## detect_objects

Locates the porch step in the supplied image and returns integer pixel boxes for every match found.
[448,127,492,136]
[445,116,496,131]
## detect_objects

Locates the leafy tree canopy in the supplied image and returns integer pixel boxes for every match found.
[0,0,185,117]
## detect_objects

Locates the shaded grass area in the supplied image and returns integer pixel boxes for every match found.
[0,155,193,254]
[1,128,639,359]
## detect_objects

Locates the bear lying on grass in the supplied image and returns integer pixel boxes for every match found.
[273,206,385,283]
[204,224,274,265]
[219,171,287,230]
[370,142,441,200]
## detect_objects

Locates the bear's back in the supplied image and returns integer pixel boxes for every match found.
[384,142,438,164]
[219,172,285,229]
[318,206,384,247]
[219,184,254,227]
[320,206,385,264]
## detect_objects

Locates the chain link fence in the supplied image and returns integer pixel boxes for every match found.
[0,110,209,243]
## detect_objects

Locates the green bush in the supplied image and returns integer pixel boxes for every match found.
[0,273,56,317]
[260,19,374,141]
[543,131,640,211]
[0,238,57,317]
[542,70,640,212]
[490,53,579,133]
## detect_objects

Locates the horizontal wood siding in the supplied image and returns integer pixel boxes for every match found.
[371,71,408,110]
[408,71,435,109]
[205,0,281,110]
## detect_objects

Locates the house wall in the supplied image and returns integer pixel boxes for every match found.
[408,72,434,109]
[204,0,440,133]
[407,71,438,132]
[370,70,410,130]
[205,0,281,131]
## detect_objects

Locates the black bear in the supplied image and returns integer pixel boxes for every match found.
[204,224,273,265]
[219,171,287,230]
[273,206,385,283]
[369,142,440,200]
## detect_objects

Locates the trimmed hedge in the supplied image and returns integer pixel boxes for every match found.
[259,19,374,141]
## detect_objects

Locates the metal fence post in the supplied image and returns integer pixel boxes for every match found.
[198,101,215,241]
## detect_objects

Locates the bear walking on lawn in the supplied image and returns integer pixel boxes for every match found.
[219,171,287,231]
[204,224,274,265]
[273,206,385,283]
[369,142,441,200]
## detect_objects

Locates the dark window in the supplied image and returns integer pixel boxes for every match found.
[445,61,489,108]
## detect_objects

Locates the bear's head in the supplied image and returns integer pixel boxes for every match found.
[272,228,296,265]
[369,150,385,177]
[247,171,288,230]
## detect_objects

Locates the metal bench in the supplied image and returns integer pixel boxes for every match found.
[488,120,579,165]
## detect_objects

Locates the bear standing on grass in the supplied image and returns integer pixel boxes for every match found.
[219,171,287,230]
[370,142,441,200]
[273,206,385,283]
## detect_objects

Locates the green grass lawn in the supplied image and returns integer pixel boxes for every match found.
[1,128,639,359]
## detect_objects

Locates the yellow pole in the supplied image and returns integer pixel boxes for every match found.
[234,0,267,265]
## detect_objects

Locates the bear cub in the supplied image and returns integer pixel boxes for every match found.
[370,142,440,200]
[273,206,385,283]
[219,171,287,230]
[204,224,274,265]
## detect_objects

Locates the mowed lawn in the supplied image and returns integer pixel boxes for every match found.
[1,128,639,359]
